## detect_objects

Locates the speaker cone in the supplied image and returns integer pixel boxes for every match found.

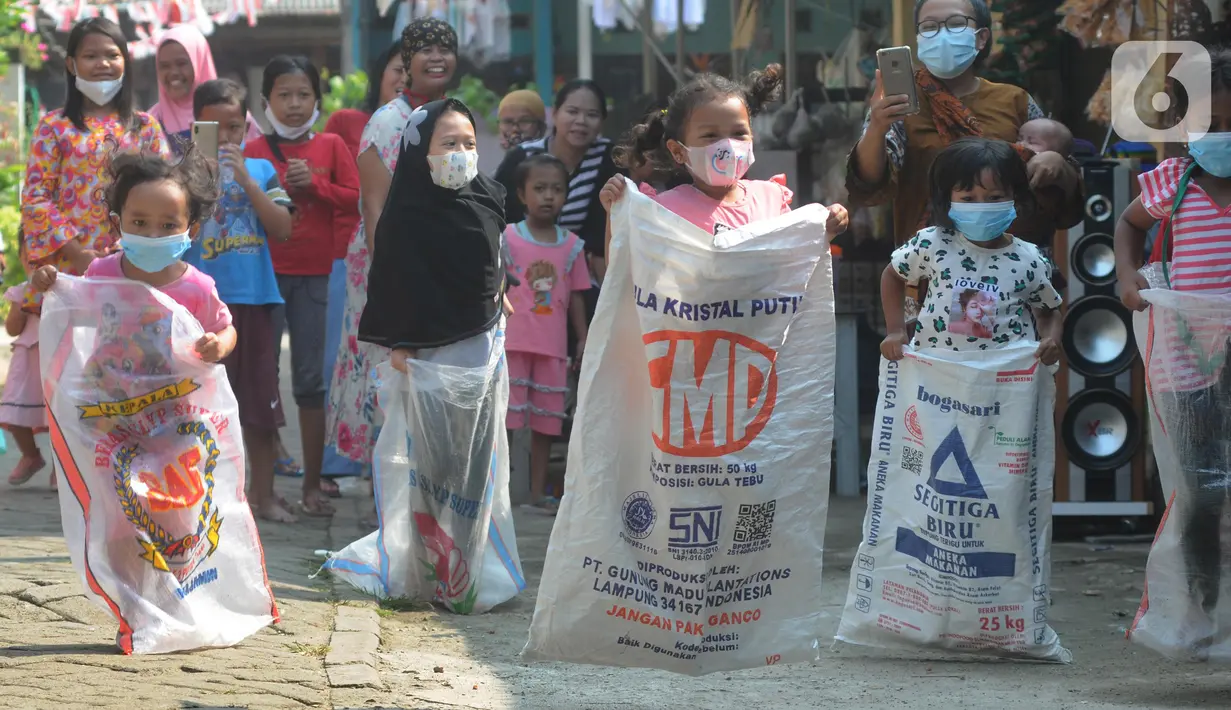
[1062,389,1139,471]
[1063,295,1136,377]
[1071,232,1116,286]
[1086,193,1113,222]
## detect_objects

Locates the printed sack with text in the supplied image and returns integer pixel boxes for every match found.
[40,275,276,654]
[524,179,836,675]
[1129,285,1231,660]
[835,344,1070,662]
[325,333,525,614]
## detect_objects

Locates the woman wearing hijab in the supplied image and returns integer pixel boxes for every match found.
[150,24,261,154]
[359,100,523,605]
[327,20,458,526]
[361,97,507,371]
[497,89,546,150]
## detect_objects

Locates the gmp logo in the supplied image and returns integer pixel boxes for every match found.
[644,330,778,458]
[1111,41,1211,143]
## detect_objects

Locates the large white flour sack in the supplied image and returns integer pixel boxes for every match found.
[524,180,836,675]
[835,345,1070,662]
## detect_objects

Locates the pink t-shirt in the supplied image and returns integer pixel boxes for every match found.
[504,223,591,359]
[4,285,39,347]
[85,254,233,334]
[647,176,794,234]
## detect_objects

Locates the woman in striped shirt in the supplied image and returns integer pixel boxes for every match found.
[1115,44,1231,654]
[496,79,619,298]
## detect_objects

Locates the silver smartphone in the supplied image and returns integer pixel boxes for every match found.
[876,46,920,115]
[191,121,219,159]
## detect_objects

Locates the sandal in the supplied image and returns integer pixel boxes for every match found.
[254,500,298,524]
[274,457,303,478]
[8,456,46,486]
[320,478,342,498]
[520,497,559,516]
[298,491,336,517]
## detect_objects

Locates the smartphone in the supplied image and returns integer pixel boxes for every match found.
[876,46,920,115]
[192,121,219,159]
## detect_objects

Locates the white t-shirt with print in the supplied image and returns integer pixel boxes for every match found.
[892,226,1062,351]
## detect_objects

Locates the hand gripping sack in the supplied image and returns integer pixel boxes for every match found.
[39,276,276,654]
[835,344,1070,662]
[1129,286,1231,660]
[325,328,525,614]
[524,180,836,675]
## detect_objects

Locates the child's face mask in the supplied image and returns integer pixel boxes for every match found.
[428,150,479,190]
[682,138,755,188]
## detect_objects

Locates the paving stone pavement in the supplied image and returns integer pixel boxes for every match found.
[0,337,388,710]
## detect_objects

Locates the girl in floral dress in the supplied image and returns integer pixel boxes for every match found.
[327,18,458,527]
[21,18,166,312]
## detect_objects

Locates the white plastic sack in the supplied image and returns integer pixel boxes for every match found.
[835,344,1070,662]
[40,276,275,654]
[1129,285,1231,660]
[325,328,525,614]
[524,180,836,675]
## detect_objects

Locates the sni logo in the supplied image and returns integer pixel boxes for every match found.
[644,330,778,457]
[668,505,722,561]
[928,427,987,499]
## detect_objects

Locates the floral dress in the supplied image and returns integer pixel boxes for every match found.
[326,96,417,464]
[20,110,167,312]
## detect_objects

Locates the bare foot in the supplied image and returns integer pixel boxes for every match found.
[299,489,336,517]
[254,499,298,523]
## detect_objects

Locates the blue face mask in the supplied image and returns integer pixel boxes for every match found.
[120,230,192,273]
[916,27,980,79]
[948,201,1017,243]
[1189,131,1231,178]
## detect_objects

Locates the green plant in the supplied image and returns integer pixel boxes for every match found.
[314,68,370,132]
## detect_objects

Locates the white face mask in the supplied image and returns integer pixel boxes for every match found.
[264,104,319,140]
[428,150,479,190]
[75,75,124,106]
[683,138,755,187]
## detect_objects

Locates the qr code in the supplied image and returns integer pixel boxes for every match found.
[902,447,923,475]
[734,500,776,543]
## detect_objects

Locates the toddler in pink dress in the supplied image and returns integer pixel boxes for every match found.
[3,280,50,488]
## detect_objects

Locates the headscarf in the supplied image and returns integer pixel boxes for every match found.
[149,25,218,136]
[400,17,458,66]
[359,99,507,351]
[149,25,262,145]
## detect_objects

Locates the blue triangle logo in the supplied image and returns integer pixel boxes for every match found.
[927,427,988,499]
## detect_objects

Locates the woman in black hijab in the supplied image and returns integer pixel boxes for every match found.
[355,99,525,612]
[360,98,508,367]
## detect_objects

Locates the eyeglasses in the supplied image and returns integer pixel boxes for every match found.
[499,117,543,131]
[917,14,976,38]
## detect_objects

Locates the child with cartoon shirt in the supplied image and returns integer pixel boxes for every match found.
[504,153,592,516]
[880,138,1063,362]
[184,78,297,524]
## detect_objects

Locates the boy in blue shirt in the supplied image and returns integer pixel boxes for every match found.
[186,79,297,523]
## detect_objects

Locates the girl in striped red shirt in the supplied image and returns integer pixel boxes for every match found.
[1115,45,1231,651]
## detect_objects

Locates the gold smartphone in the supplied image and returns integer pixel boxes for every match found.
[876,46,920,115]
[191,121,219,159]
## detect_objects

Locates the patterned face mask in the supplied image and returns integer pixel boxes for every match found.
[427,150,479,190]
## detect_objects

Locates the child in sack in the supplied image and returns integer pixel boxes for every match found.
[880,137,1062,362]
[31,150,236,382]
[1114,45,1231,654]
[601,64,849,241]
[504,154,591,516]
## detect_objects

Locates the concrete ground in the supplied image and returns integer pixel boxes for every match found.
[0,336,1229,708]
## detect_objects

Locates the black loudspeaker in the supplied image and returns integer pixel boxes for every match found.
[1054,159,1151,517]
